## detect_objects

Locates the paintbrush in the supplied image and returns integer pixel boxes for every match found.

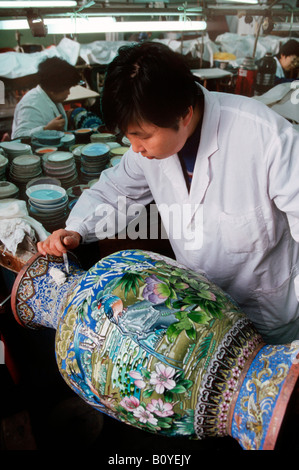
[63,251,69,275]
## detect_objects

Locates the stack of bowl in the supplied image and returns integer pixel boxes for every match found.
[35,147,58,158]
[0,181,19,199]
[80,143,110,183]
[70,144,85,172]
[0,154,8,180]
[9,155,42,199]
[43,151,79,189]
[74,128,93,144]
[32,130,65,150]
[61,133,76,149]
[122,136,131,147]
[109,146,129,167]
[90,132,116,143]
[26,183,69,232]
[0,141,32,166]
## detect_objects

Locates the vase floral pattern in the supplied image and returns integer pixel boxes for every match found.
[12,249,299,450]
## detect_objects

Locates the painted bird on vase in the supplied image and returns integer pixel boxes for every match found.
[97,294,182,369]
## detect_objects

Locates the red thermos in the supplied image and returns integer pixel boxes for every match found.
[235,57,258,97]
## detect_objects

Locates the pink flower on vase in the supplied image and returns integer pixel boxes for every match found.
[238,356,246,367]
[228,378,237,390]
[120,396,140,411]
[149,363,176,394]
[142,275,170,304]
[133,406,158,426]
[129,370,146,389]
[146,398,174,417]
[223,389,233,402]
[232,367,241,379]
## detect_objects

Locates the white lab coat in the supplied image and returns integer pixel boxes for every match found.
[274,56,285,79]
[11,85,67,139]
[66,85,299,343]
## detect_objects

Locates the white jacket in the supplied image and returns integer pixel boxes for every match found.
[11,85,67,139]
[66,86,299,343]
[274,56,285,79]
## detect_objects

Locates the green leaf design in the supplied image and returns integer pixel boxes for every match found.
[195,332,213,362]
[114,272,143,299]
[170,384,187,393]
[187,311,210,324]
[142,389,154,399]
[186,327,196,341]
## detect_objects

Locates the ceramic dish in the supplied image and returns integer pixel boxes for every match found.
[81,143,110,158]
[0,181,19,199]
[75,128,93,135]
[110,156,122,167]
[0,155,8,169]
[33,130,64,145]
[29,197,68,212]
[47,151,74,164]
[12,154,41,166]
[0,142,32,154]
[90,133,115,143]
[66,184,89,199]
[35,147,58,156]
[109,146,129,157]
[121,136,131,147]
[26,177,61,189]
[26,184,66,204]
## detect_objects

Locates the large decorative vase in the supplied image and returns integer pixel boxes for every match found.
[11,249,299,450]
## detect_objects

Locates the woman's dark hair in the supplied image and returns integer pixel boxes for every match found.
[38,57,80,92]
[100,41,200,133]
[278,39,299,58]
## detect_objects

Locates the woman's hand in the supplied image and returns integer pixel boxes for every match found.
[37,229,81,257]
[44,114,65,131]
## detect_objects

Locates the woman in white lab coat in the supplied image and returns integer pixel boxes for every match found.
[11,57,80,140]
[274,39,299,83]
[38,42,299,345]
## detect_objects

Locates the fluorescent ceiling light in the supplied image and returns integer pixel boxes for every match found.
[102,20,207,33]
[0,19,28,29]
[0,17,207,33]
[0,1,77,7]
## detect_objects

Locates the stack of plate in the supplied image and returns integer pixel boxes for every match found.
[90,132,116,143]
[66,184,90,201]
[0,181,19,199]
[26,176,61,190]
[122,136,131,147]
[61,133,75,149]
[106,142,121,151]
[9,155,42,199]
[43,151,79,189]
[35,147,58,158]
[80,143,110,183]
[26,183,69,232]
[109,146,129,167]
[33,130,65,147]
[0,154,8,180]
[70,144,86,170]
[0,141,32,166]
[74,128,93,144]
